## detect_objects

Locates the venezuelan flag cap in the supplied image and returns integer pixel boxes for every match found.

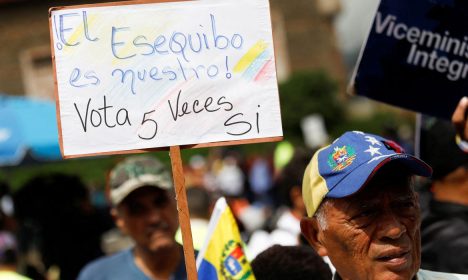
[302,131,432,217]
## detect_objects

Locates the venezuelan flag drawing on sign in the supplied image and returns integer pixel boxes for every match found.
[196,197,256,280]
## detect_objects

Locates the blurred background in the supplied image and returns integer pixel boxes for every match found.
[0,0,413,189]
[0,0,425,279]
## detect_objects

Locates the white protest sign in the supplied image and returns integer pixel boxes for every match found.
[50,0,282,158]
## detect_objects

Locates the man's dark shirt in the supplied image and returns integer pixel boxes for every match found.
[421,198,468,274]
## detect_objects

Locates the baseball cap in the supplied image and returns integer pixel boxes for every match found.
[109,156,173,206]
[302,131,432,217]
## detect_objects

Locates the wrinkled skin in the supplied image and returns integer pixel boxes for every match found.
[301,164,420,280]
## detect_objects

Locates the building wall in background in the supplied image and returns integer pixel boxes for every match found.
[0,2,54,97]
[0,0,346,99]
[270,0,346,87]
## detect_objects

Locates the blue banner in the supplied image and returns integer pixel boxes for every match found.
[350,0,468,119]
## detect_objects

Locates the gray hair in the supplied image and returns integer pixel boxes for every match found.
[313,198,334,231]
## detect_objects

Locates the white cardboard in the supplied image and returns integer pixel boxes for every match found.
[50,0,282,157]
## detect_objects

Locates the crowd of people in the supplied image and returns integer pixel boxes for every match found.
[0,98,467,279]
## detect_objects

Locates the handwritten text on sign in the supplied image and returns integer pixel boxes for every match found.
[50,0,282,157]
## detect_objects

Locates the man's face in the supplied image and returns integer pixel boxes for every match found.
[115,186,179,253]
[302,166,421,280]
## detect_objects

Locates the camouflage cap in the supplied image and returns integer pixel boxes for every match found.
[109,156,173,206]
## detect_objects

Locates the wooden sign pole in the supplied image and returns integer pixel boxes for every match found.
[169,145,198,280]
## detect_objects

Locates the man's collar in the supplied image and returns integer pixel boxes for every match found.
[430,199,468,216]
[333,272,419,280]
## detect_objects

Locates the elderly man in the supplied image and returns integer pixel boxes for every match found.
[300,131,468,280]
[78,156,187,280]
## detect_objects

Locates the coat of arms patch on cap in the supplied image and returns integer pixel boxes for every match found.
[327,145,356,171]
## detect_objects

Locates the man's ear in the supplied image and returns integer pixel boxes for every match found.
[111,207,128,235]
[300,217,328,257]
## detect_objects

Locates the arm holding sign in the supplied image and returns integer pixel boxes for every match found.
[451,97,468,152]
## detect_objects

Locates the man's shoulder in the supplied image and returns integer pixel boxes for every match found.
[82,248,131,269]
[77,248,146,280]
[418,269,468,280]
[421,201,468,249]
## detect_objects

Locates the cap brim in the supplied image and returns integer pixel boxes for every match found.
[327,153,432,198]
[111,175,172,205]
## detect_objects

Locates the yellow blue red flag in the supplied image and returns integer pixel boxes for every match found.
[196,197,255,280]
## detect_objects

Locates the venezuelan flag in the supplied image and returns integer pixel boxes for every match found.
[196,197,255,280]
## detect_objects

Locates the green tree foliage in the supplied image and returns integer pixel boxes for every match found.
[279,71,343,142]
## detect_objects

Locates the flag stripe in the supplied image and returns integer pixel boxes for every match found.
[198,259,218,280]
[196,197,256,280]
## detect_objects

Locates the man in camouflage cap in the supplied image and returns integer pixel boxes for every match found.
[78,156,188,280]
